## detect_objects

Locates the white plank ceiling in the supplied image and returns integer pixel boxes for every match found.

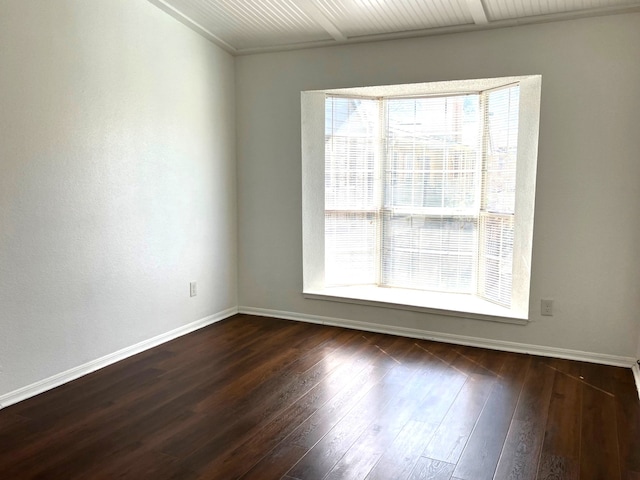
[148,0,640,54]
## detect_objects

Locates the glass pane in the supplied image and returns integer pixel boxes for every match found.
[325,96,378,210]
[479,214,514,307]
[385,95,480,210]
[325,212,377,286]
[483,86,519,214]
[382,214,477,293]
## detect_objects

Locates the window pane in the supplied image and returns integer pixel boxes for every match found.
[480,214,514,306]
[325,96,378,210]
[483,86,519,214]
[325,96,379,286]
[382,214,477,293]
[385,96,480,210]
[325,212,377,286]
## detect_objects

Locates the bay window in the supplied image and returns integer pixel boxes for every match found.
[302,76,541,322]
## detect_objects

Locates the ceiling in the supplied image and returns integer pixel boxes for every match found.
[147,0,640,55]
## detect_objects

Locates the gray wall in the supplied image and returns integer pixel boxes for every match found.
[0,0,237,397]
[236,13,640,359]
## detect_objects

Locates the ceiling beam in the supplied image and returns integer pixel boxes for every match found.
[147,0,237,53]
[466,0,489,24]
[297,0,347,41]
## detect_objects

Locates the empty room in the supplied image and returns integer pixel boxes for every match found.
[1,0,639,479]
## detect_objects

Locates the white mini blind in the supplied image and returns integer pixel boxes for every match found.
[382,95,480,293]
[481,86,519,214]
[324,85,520,303]
[384,96,480,212]
[479,85,520,307]
[382,214,477,292]
[324,96,379,286]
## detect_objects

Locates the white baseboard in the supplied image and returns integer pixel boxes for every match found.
[239,306,636,368]
[0,306,238,409]
[2,305,634,410]
[633,362,640,401]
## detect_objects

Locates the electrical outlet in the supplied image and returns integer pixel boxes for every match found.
[190,282,197,297]
[541,299,553,316]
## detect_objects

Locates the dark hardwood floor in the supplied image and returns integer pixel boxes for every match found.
[1,314,638,479]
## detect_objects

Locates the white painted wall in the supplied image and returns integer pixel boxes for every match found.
[236,13,640,359]
[0,0,237,397]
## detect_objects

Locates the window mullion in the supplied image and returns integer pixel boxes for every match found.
[476,91,489,297]
[374,98,385,287]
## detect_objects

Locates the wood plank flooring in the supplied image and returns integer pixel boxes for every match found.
[0,314,638,479]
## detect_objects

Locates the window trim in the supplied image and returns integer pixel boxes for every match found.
[301,76,541,322]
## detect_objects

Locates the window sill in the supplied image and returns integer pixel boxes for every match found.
[303,285,528,325]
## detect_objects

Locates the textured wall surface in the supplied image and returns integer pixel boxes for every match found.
[0,0,237,396]
[236,13,640,358]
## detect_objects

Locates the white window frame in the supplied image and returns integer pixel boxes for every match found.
[301,76,541,323]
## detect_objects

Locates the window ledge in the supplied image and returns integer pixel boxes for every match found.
[303,285,528,325]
